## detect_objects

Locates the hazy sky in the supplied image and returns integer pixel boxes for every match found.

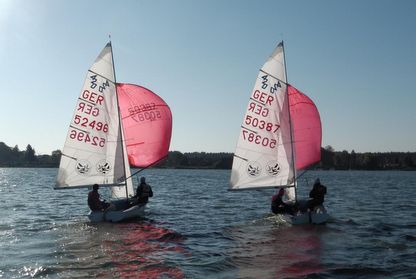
[1,0,415,155]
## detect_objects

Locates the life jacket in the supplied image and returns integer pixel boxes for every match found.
[310,184,326,203]
[139,183,150,197]
[137,183,153,201]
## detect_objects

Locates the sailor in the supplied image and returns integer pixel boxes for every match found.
[135,177,153,204]
[87,184,114,211]
[271,188,294,214]
[308,178,327,211]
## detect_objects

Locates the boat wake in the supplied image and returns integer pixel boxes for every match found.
[251,213,292,227]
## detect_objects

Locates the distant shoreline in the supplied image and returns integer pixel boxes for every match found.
[1,142,415,171]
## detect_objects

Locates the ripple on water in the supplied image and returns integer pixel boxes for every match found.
[1,169,416,278]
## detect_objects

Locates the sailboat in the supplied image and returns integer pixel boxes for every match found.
[230,41,329,225]
[55,42,172,222]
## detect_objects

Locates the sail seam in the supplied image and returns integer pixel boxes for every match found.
[259,69,287,84]
[77,97,97,106]
[87,69,115,83]
[69,125,90,134]
[249,97,266,106]
[241,126,258,134]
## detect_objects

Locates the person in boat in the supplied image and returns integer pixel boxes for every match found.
[134,177,153,204]
[308,178,327,211]
[88,184,114,212]
[271,188,295,215]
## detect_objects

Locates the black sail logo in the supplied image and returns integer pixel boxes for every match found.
[266,161,280,176]
[247,161,261,177]
[97,160,112,174]
[76,160,90,175]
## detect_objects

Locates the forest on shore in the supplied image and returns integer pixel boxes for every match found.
[0,142,415,170]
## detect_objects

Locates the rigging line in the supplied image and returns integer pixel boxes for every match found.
[126,155,169,181]
[62,153,77,160]
[87,69,115,84]
[296,164,318,181]
[233,154,248,161]
[259,69,287,85]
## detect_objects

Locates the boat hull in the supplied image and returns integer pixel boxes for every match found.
[277,205,330,225]
[88,204,146,222]
[290,211,330,225]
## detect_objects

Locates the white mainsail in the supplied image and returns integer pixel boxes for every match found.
[230,42,296,200]
[55,43,133,198]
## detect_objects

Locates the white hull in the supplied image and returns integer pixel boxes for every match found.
[88,204,146,223]
[278,205,329,225]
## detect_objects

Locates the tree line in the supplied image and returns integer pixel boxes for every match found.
[0,142,415,170]
[320,146,416,170]
[0,142,61,167]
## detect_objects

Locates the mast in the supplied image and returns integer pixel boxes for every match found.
[281,41,298,202]
[109,40,129,199]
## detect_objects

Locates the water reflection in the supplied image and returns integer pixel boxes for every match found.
[225,218,326,278]
[103,221,187,278]
[54,219,188,278]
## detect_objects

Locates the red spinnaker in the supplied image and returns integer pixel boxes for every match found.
[117,83,172,168]
[288,85,322,170]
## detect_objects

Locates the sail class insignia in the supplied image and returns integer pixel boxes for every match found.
[266,161,280,176]
[96,160,112,174]
[76,160,90,174]
[247,161,261,177]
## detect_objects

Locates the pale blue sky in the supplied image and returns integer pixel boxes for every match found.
[1,0,415,155]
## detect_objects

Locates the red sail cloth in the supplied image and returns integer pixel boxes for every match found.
[288,85,322,170]
[117,83,172,167]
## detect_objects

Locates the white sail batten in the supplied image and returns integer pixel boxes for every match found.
[230,42,296,197]
[55,43,127,190]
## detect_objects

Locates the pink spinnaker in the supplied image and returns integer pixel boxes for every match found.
[288,85,322,170]
[117,83,172,168]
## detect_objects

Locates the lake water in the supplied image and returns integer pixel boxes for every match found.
[0,168,415,278]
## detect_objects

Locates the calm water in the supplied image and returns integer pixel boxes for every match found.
[0,168,415,278]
